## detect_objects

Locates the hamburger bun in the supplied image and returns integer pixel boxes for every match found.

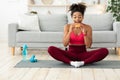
[75,23,81,28]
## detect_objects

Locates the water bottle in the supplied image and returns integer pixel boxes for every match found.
[22,49,27,61]
[22,44,28,61]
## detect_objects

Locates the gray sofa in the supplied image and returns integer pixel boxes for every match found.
[8,13,120,55]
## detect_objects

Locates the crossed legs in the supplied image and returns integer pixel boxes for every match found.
[48,46,109,67]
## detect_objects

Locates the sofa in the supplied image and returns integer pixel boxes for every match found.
[8,13,120,55]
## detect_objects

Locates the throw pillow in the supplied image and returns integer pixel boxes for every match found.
[18,13,40,31]
[38,14,67,32]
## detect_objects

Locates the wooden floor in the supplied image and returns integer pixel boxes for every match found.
[0,41,120,80]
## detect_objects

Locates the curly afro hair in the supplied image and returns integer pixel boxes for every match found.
[69,3,87,16]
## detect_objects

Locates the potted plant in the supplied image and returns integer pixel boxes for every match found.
[106,0,120,21]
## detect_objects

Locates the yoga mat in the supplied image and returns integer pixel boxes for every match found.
[15,60,120,69]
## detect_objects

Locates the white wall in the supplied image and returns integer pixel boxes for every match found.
[0,1,9,41]
[0,0,28,41]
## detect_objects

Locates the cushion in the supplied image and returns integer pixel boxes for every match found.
[16,32,63,42]
[67,12,73,24]
[93,31,116,43]
[67,13,113,31]
[18,13,40,31]
[38,14,67,32]
[83,13,113,31]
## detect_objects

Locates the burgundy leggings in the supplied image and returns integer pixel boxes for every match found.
[48,45,109,65]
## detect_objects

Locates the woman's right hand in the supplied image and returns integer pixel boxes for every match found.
[69,24,75,33]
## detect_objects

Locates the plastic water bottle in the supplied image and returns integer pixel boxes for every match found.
[22,50,27,61]
[22,44,28,61]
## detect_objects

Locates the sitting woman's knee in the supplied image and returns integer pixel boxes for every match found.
[48,46,59,54]
[48,46,55,53]
[100,48,109,55]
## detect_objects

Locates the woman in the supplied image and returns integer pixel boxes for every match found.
[48,3,108,68]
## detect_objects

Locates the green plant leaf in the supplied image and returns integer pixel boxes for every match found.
[106,0,119,21]
[113,14,117,17]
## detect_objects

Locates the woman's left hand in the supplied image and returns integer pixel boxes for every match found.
[80,24,87,35]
